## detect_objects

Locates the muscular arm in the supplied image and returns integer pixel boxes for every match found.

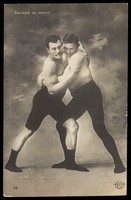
[58,53,84,82]
[43,60,76,95]
[69,52,85,71]
[58,52,89,83]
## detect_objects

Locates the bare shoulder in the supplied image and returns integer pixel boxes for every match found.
[43,57,57,75]
[70,51,85,62]
[69,51,86,66]
[68,51,86,70]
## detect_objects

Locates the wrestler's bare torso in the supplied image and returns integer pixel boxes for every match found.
[40,48,92,93]
[58,50,93,91]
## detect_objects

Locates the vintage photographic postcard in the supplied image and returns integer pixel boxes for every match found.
[3,3,127,197]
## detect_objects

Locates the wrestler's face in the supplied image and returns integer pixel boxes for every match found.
[63,43,78,57]
[47,40,63,60]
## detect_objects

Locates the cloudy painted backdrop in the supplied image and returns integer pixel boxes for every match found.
[4,3,127,142]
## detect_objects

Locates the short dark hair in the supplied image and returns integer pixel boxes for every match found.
[63,33,79,47]
[45,35,61,48]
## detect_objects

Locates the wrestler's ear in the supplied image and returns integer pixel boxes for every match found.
[46,47,50,53]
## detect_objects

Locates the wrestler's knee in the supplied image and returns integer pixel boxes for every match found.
[63,118,79,133]
[23,127,35,138]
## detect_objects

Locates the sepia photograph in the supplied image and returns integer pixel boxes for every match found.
[3,3,127,197]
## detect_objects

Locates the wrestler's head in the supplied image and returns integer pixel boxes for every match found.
[45,35,63,60]
[63,33,79,57]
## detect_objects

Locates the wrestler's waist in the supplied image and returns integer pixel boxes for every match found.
[70,80,96,96]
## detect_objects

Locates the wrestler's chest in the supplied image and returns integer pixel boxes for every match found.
[57,61,68,76]
[57,65,64,76]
